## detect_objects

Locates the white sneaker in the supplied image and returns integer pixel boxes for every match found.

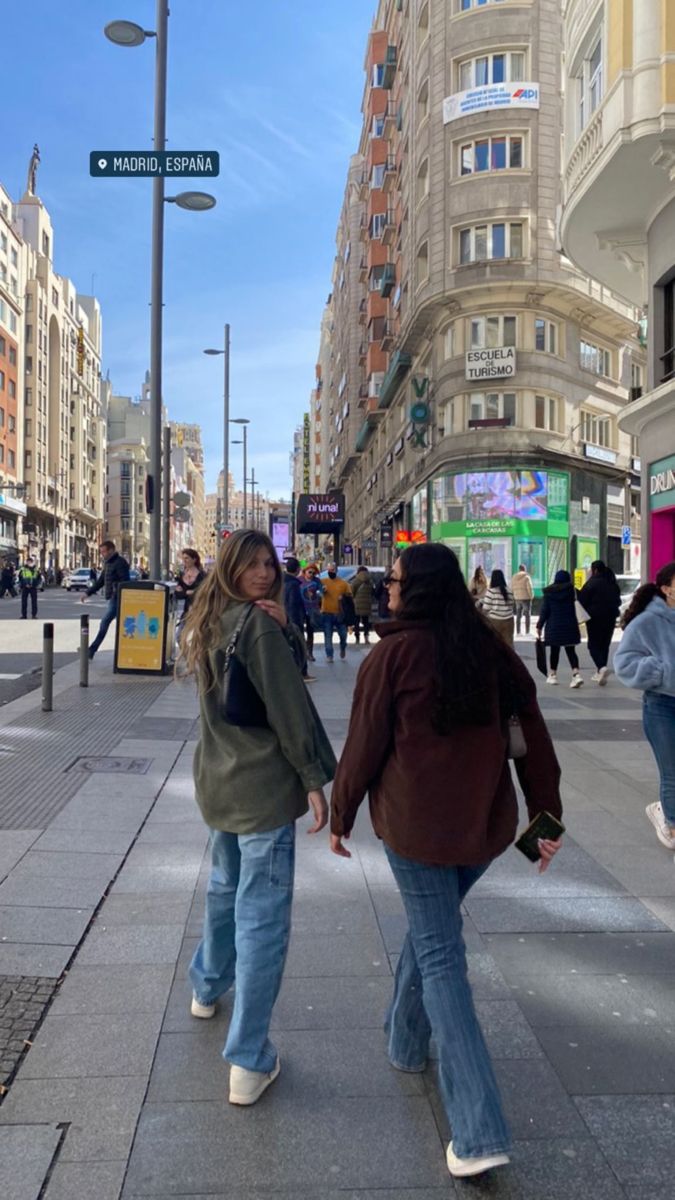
[590,672,601,683]
[229,1058,280,1106]
[645,802,675,851]
[570,673,584,688]
[597,666,609,686]
[546,672,558,685]
[191,996,216,1019]
[446,1142,510,1178]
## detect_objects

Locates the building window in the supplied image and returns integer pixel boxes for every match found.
[0,370,4,391]
[662,278,675,382]
[369,264,385,291]
[25,450,32,469]
[9,347,16,366]
[459,134,524,175]
[416,158,430,204]
[535,395,559,432]
[459,0,507,8]
[0,335,4,356]
[458,50,525,90]
[469,392,516,423]
[581,409,612,448]
[416,242,429,288]
[371,163,386,189]
[580,338,611,377]
[577,36,602,133]
[418,78,429,123]
[443,324,455,359]
[458,221,524,264]
[630,362,643,391]
[372,113,385,138]
[0,406,4,426]
[470,314,516,348]
[8,449,15,468]
[8,414,15,433]
[535,318,557,354]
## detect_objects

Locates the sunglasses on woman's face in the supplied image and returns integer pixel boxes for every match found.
[384,572,401,587]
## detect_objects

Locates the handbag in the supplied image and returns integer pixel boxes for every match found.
[535,637,548,677]
[575,599,591,625]
[220,605,269,728]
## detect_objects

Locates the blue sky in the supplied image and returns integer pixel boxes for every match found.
[3,1,374,497]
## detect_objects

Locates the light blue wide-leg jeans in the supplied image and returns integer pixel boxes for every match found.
[189,822,295,1072]
[383,844,511,1160]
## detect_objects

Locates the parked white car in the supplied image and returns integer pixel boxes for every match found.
[64,568,96,592]
[616,574,641,623]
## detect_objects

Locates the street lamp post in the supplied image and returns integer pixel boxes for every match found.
[230,418,249,525]
[204,327,232,527]
[105,8,215,579]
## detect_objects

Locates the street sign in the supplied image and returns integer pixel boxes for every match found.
[621,525,631,547]
[362,539,377,551]
[173,510,190,524]
[173,491,191,508]
[343,543,353,555]
[90,151,219,178]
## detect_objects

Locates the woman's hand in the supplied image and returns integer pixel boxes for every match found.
[307,790,328,834]
[255,599,287,628]
[330,832,352,858]
[537,837,563,874]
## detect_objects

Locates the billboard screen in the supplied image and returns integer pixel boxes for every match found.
[271,519,290,559]
[296,492,345,534]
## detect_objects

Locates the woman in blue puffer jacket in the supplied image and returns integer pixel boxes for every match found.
[615,562,675,851]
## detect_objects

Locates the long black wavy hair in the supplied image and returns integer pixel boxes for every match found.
[621,561,675,629]
[396,543,513,734]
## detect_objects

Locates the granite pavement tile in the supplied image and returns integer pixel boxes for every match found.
[18,1012,162,1079]
[536,1023,675,1094]
[0,943,73,976]
[0,904,93,945]
[43,1159,127,1200]
[0,830,42,882]
[484,932,675,979]
[124,1096,449,1194]
[455,1137,626,1199]
[0,873,110,909]
[32,828,136,855]
[50,964,174,1016]
[0,1123,62,1200]
[474,1001,544,1060]
[465,896,666,934]
[110,844,204,895]
[96,894,193,927]
[509,971,675,1029]
[470,842,626,899]
[284,931,390,977]
[75,923,185,966]
[575,1095,675,1191]
[0,1075,147,1163]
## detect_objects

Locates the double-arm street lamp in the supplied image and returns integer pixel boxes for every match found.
[105,7,216,579]
[230,418,250,526]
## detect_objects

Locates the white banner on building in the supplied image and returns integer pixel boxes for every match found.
[465,347,516,381]
[443,83,540,125]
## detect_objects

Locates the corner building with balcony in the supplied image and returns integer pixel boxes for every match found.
[561,0,675,575]
[323,0,645,591]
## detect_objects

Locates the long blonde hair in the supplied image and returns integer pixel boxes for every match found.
[179,529,283,686]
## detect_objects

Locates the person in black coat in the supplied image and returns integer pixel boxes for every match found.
[577,560,620,685]
[537,569,583,688]
[283,558,314,681]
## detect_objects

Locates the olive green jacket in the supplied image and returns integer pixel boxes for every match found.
[193,603,337,833]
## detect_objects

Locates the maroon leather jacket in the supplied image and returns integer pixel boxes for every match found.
[330,619,562,866]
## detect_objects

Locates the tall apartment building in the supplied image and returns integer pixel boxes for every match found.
[13,187,105,570]
[0,184,27,559]
[170,423,207,558]
[321,0,645,588]
[106,393,151,568]
[560,0,675,574]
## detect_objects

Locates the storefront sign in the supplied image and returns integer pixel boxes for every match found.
[649,454,675,509]
[302,413,310,493]
[465,347,516,381]
[379,523,393,546]
[396,530,427,546]
[443,83,540,125]
[296,492,345,534]
[584,443,618,465]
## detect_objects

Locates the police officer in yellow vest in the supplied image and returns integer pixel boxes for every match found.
[19,557,40,619]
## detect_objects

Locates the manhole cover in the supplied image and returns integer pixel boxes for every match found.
[69,756,152,775]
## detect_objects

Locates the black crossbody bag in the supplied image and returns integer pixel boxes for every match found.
[220,605,269,729]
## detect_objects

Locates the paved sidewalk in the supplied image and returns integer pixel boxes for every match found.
[1,638,675,1198]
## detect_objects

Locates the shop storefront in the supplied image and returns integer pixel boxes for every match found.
[649,454,675,571]
[428,468,570,595]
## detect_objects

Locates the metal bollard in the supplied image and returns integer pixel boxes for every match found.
[42,622,54,712]
[79,613,89,688]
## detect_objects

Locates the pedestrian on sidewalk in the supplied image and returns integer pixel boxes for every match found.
[469,564,488,604]
[0,559,17,598]
[81,540,130,659]
[480,569,515,646]
[352,565,374,643]
[320,562,351,662]
[615,561,675,851]
[283,556,315,681]
[179,529,336,1106]
[18,557,40,619]
[330,543,562,1180]
[577,561,620,685]
[537,570,584,688]
[175,548,206,618]
[300,564,322,662]
[511,564,534,635]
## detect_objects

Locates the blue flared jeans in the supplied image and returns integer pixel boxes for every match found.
[189,822,295,1073]
[383,844,511,1159]
[643,691,675,827]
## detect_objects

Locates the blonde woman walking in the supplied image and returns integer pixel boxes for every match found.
[180,530,336,1106]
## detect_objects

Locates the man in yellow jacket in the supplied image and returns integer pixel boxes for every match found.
[320,564,352,662]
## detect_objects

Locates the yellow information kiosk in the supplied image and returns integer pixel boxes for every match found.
[114,581,177,675]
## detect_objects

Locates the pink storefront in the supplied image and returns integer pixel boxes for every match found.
[649,454,675,573]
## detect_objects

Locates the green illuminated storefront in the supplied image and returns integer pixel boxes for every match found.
[423,467,571,596]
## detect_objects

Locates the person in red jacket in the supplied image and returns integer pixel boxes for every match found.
[330,543,562,1181]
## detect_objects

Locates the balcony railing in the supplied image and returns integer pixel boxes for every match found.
[565,109,604,199]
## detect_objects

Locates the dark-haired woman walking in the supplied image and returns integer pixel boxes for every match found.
[578,561,620,685]
[537,570,583,687]
[615,562,675,850]
[330,544,562,1179]
[480,569,515,646]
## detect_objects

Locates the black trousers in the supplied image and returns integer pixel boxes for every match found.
[586,618,615,671]
[21,586,38,617]
[354,614,371,640]
[304,614,314,657]
[549,645,579,671]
